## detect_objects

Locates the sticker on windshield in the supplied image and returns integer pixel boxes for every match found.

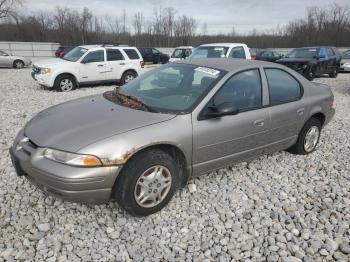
[195,67,220,76]
[214,47,224,51]
[308,49,317,52]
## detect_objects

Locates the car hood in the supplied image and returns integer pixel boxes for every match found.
[34,58,73,68]
[24,94,176,152]
[277,57,313,63]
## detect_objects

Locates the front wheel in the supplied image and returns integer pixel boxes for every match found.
[287,118,322,155]
[54,74,76,92]
[305,69,315,81]
[112,149,180,216]
[329,67,339,78]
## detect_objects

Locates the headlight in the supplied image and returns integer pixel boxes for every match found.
[43,148,102,167]
[344,63,350,66]
[40,68,51,74]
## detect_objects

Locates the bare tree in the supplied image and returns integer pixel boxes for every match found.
[0,0,22,19]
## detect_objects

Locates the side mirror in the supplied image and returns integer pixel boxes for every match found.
[205,102,239,118]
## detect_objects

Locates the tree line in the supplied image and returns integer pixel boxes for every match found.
[0,1,349,48]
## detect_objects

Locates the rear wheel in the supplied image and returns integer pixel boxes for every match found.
[13,60,24,69]
[54,74,76,92]
[120,71,137,85]
[288,118,322,155]
[112,148,180,216]
[329,67,339,78]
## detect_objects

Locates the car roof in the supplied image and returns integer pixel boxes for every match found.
[175,46,193,49]
[175,58,284,72]
[198,43,247,48]
[79,45,136,50]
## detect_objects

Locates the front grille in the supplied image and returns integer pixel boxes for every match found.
[32,66,40,74]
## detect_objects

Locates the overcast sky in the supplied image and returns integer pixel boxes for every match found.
[23,0,349,34]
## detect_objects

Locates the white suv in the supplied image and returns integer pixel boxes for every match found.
[32,45,144,91]
[190,43,251,60]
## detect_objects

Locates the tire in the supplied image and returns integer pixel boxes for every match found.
[112,148,180,216]
[13,60,24,69]
[305,68,315,81]
[120,71,137,85]
[54,74,76,92]
[329,67,339,78]
[287,118,322,155]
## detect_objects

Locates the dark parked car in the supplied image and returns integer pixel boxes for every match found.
[137,47,169,64]
[254,49,283,62]
[55,46,74,58]
[276,47,341,81]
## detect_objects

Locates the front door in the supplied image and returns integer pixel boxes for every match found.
[79,49,106,83]
[192,69,271,175]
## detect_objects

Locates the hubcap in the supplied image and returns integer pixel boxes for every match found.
[124,74,134,83]
[16,62,23,68]
[134,165,172,208]
[60,79,73,91]
[304,126,319,152]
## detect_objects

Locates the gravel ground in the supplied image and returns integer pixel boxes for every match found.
[0,68,349,262]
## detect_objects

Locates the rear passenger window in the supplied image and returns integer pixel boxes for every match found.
[124,49,140,60]
[265,68,301,105]
[229,46,246,59]
[107,49,124,61]
[214,69,262,110]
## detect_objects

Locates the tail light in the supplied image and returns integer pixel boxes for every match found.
[140,61,144,68]
[251,56,256,60]
[331,99,335,109]
[59,51,64,57]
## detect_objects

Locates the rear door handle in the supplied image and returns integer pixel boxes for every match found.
[297,108,305,115]
[119,62,125,65]
[253,119,265,126]
[97,64,104,67]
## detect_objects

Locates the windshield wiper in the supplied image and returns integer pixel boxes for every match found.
[112,87,154,112]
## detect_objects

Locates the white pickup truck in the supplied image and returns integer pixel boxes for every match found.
[31,45,144,91]
[190,43,251,60]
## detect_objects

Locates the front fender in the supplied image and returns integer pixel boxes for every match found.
[77,114,193,170]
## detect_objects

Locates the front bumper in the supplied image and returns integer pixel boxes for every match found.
[31,69,54,87]
[340,64,350,72]
[10,130,121,204]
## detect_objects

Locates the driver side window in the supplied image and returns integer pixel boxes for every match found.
[229,46,246,59]
[82,50,105,63]
[213,69,262,111]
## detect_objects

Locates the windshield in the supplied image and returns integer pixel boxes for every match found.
[62,47,88,62]
[104,64,226,113]
[191,46,229,58]
[287,48,318,59]
[343,52,350,59]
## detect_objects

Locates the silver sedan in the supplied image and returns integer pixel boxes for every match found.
[0,50,32,68]
[10,59,335,216]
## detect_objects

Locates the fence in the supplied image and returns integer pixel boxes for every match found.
[0,42,60,57]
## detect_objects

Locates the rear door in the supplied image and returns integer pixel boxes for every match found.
[0,51,11,67]
[192,68,271,175]
[105,49,126,81]
[79,49,106,82]
[265,68,308,150]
